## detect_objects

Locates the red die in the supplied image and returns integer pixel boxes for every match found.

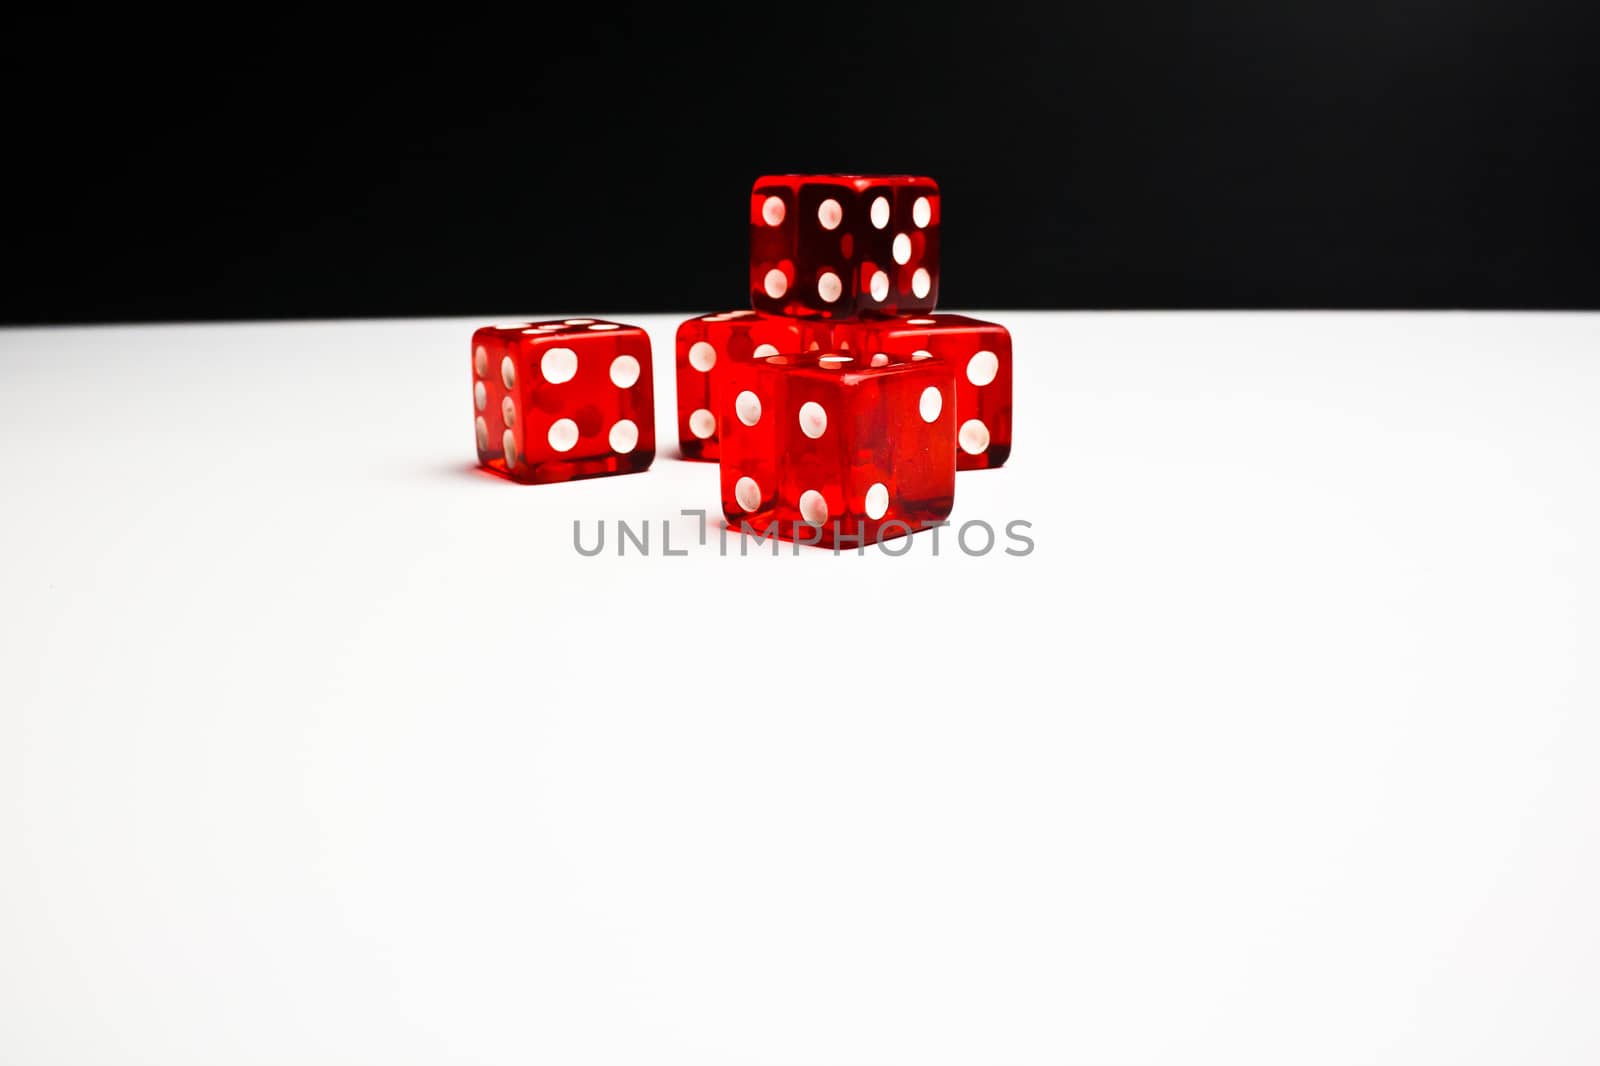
[833,314,1012,470]
[720,349,956,547]
[674,310,829,462]
[750,174,940,320]
[471,319,655,483]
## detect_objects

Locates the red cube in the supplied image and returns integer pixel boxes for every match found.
[719,348,956,546]
[833,314,1012,470]
[471,319,655,483]
[750,175,940,320]
[673,310,830,461]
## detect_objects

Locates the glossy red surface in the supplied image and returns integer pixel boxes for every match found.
[471,319,655,484]
[832,314,1013,470]
[749,175,940,320]
[719,349,956,546]
[673,311,831,461]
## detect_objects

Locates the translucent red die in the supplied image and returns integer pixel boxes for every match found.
[833,314,1012,470]
[750,174,940,320]
[471,319,655,483]
[673,310,829,462]
[719,349,956,546]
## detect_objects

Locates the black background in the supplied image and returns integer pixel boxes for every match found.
[4,2,1596,324]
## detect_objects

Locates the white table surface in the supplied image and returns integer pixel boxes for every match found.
[2,311,1597,1064]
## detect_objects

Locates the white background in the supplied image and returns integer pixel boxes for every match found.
[2,312,1597,1064]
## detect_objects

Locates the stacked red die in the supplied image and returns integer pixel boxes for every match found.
[472,319,655,484]
[749,175,940,319]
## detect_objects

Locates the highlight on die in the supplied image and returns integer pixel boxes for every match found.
[470,173,1014,551]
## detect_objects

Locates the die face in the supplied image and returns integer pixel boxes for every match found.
[854,177,940,316]
[750,175,940,319]
[673,310,825,462]
[720,350,955,546]
[834,315,1011,470]
[750,176,861,320]
[893,181,940,309]
[471,320,655,484]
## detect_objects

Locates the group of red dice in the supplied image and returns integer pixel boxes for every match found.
[470,174,1012,547]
